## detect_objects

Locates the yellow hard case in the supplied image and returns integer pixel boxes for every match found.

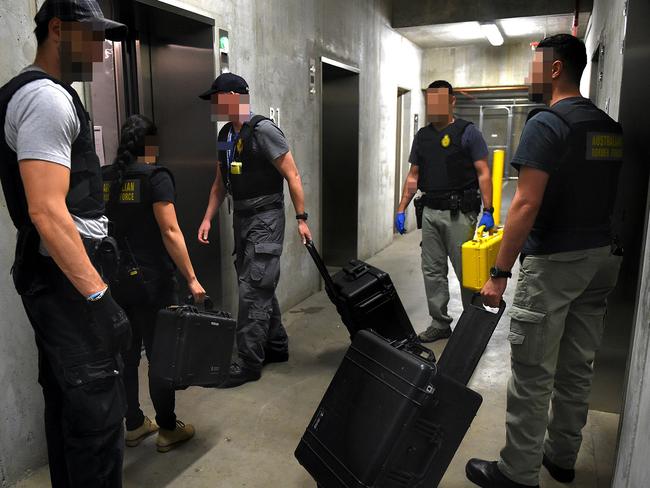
[462,225,503,292]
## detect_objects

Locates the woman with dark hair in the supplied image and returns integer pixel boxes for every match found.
[102,114,205,453]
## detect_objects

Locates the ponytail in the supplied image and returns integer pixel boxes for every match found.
[110,115,157,204]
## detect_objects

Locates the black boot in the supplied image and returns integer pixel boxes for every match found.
[543,453,575,483]
[263,349,289,366]
[217,363,261,389]
[465,459,539,488]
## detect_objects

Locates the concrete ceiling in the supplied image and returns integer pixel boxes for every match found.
[397,12,591,49]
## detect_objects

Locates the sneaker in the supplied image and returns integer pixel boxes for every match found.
[465,459,539,487]
[156,420,195,453]
[263,349,289,366]
[542,453,575,483]
[125,416,159,447]
[217,363,261,389]
[418,326,452,343]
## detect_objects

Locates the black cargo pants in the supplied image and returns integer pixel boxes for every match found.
[122,275,178,431]
[233,193,289,371]
[21,256,126,488]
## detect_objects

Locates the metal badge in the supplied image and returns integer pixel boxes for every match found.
[441,134,451,148]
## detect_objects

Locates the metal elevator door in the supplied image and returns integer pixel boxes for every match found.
[135,4,220,305]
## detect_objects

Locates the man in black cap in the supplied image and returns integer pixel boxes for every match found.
[0,1,129,486]
[198,73,312,387]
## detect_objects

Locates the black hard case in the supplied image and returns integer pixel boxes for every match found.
[295,330,483,488]
[305,241,415,341]
[150,304,236,390]
[437,297,506,386]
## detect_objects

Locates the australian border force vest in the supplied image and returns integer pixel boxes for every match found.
[416,119,478,193]
[217,115,284,201]
[102,163,175,271]
[0,70,104,230]
[523,98,623,255]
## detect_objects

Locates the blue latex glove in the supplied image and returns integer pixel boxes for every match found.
[478,210,495,230]
[395,213,406,234]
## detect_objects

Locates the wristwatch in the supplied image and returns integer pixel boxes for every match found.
[490,266,512,279]
[296,213,308,221]
[484,207,494,214]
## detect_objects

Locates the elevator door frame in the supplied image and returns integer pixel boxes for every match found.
[320,56,360,267]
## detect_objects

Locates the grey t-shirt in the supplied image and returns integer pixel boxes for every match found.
[4,65,108,250]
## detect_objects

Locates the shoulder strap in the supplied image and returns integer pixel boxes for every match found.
[526,107,572,130]
[239,115,271,141]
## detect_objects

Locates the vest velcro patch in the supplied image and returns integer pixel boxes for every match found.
[103,179,141,203]
[586,132,623,161]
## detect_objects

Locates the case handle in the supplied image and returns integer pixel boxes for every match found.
[185,294,214,312]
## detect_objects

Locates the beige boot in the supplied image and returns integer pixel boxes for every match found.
[125,416,159,447]
[156,420,195,453]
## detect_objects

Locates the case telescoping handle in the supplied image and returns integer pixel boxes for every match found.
[185,294,214,312]
[304,240,337,295]
[470,292,506,315]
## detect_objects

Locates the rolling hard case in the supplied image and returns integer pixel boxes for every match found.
[295,330,483,488]
[305,241,415,341]
[150,298,236,390]
[437,296,506,386]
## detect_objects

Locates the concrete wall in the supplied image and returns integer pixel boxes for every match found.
[0,0,424,484]
[170,0,425,314]
[0,1,48,486]
[422,41,533,88]
[580,0,627,117]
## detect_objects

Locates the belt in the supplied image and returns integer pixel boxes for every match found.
[233,202,284,218]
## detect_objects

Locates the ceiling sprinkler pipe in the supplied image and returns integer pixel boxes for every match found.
[572,0,580,37]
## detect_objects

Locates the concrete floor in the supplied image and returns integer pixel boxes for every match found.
[15,230,619,488]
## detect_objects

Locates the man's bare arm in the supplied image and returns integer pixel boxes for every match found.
[19,160,105,296]
[473,158,493,209]
[397,164,419,213]
[198,164,227,244]
[494,166,549,271]
[272,150,312,243]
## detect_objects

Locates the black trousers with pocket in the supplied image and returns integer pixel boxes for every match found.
[121,276,178,431]
[21,257,126,488]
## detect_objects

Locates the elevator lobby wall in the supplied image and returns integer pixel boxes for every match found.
[156,0,425,314]
[0,1,424,483]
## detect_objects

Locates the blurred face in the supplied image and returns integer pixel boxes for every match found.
[141,136,159,164]
[527,47,555,104]
[426,88,455,123]
[59,21,105,82]
[211,92,251,123]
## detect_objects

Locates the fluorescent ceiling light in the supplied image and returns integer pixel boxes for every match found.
[480,22,504,46]
[446,21,484,41]
[500,18,538,37]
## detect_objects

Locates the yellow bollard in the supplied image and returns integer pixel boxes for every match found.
[461,149,507,291]
[492,149,505,226]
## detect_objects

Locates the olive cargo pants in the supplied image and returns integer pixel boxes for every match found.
[498,246,621,486]
[421,207,477,330]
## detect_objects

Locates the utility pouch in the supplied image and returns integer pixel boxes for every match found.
[449,194,460,216]
[112,239,160,306]
[414,196,424,230]
[93,237,120,284]
[11,224,47,296]
[461,189,481,214]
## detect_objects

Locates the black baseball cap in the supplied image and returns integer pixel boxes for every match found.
[199,73,249,100]
[35,0,128,41]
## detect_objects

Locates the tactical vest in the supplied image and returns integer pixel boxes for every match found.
[0,70,104,230]
[523,98,624,255]
[416,119,478,193]
[217,115,284,201]
[102,162,175,271]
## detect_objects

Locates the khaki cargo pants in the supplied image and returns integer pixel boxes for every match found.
[498,246,622,486]
[421,207,477,330]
